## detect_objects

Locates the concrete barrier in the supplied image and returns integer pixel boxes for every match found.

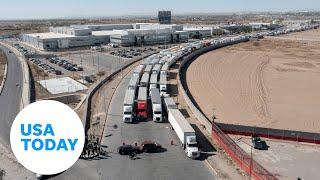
[0,64,7,95]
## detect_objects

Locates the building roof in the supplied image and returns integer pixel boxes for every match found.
[92,30,125,36]
[24,32,74,39]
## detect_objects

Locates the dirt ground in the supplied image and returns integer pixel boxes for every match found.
[232,135,320,180]
[0,50,7,87]
[186,30,320,133]
[271,28,320,42]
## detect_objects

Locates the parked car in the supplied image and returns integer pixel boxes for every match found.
[117,145,141,155]
[55,70,62,75]
[252,137,268,150]
[140,141,162,153]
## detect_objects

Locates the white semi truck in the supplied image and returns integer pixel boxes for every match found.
[168,109,200,159]
[159,74,167,97]
[150,88,162,123]
[122,89,135,123]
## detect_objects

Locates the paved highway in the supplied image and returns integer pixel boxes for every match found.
[0,45,22,148]
[55,69,215,180]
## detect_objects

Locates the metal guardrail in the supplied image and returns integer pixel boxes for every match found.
[177,41,277,180]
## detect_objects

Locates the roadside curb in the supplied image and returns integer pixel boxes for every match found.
[0,64,7,95]
[0,42,31,110]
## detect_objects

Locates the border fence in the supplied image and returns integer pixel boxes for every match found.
[178,42,278,180]
[217,123,320,145]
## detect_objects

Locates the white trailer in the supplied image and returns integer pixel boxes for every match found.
[167,56,176,67]
[149,56,160,65]
[152,64,162,75]
[128,75,140,92]
[144,64,153,74]
[163,97,178,114]
[149,73,158,91]
[160,63,169,77]
[168,109,200,159]
[159,74,167,97]
[150,88,162,122]
[140,73,150,87]
[123,89,135,123]
[133,65,145,77]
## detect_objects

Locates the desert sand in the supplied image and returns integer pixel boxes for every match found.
[186,29,320,133]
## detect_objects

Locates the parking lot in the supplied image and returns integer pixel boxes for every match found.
[109,47,157,59]
[62,51,128,77]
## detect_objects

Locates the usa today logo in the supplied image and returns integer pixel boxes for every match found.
[10,100,85,175]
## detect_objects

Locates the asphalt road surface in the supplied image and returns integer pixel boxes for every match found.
[55,70,215,180]
[0,45,22,148]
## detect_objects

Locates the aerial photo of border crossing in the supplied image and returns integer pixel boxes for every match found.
[0,1,320,180]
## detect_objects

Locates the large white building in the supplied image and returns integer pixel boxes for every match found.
[21,23,210,50]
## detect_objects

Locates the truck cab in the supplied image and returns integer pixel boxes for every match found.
[123,105,133,123]
[185,136,200,159]
[150,88,162,123]
[152,105,162,122]
[159,74,167,97]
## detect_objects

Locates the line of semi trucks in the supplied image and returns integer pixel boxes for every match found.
[122,24,320,159]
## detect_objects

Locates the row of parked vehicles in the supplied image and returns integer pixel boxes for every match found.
[48,57,83,72]
[29,58,62,75]
[118,140,164,156]
[122,49,202,159]
[120,24,320,160]
[13,43,31,55]
[110,47,156,59]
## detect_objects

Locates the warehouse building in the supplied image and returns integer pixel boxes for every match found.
[22,23,207,50]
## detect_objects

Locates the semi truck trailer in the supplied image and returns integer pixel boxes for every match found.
[133,65,145,77]
[168,109,200,159]
[152,64,162,75]
[159,74,167,97]
[137,87,148,119]
[160,63,169,77]
[128,75,140,92]
[123,89,135,123]
[150,88,162,123]
[144,65,153,74]
[140,73,150,87]
[149,73,158,92]
[163,97,178,111]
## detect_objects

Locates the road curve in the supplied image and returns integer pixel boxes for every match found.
[0,45,23,148]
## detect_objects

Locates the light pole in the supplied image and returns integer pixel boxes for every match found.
[235,137,254,180]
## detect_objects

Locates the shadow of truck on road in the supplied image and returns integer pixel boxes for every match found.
[191,124,217,161]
